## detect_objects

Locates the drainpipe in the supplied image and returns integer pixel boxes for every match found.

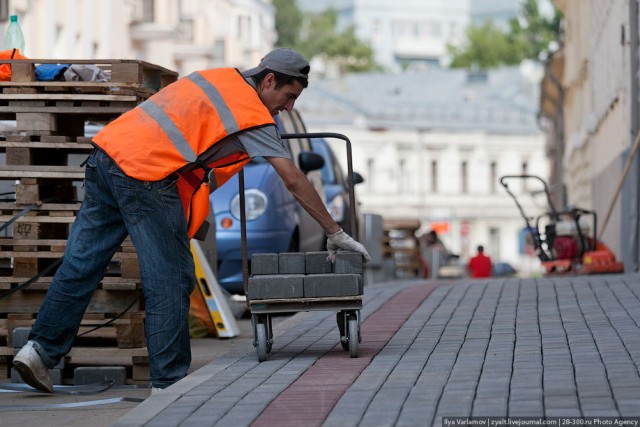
[538,55,566,210]
[627,0,640,271]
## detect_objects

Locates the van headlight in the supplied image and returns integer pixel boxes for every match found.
[230,189,268,220]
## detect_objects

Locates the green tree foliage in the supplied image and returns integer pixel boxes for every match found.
[449,20,523,68]
[300,9,377,72]
[448,0,561,69]
[273,1,378,73]
[508,0,562,61]
[273,0,303,48]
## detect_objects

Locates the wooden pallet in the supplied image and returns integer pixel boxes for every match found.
[0,59,176,381]
[0,229,140,278]
[0,312,145,349]
[0,278,141,314]
[3,346,150,384]
[0,59,177,130]
[1,58,177,93]
[1,312,149,384]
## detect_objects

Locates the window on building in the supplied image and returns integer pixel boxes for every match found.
[131,0,154,23]
[489,227,500,260]
[461,161,468,193]
[429,21,442,38]
[431,160,438,193]
[490,161,497,194]
[398,159,406,193]
[521,161,528,192]
[372,19,382,39]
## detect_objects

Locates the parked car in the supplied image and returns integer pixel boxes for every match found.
[310,138,364,237]
[211,109,327,294]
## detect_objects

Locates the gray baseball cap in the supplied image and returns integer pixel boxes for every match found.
[244,48,310,79]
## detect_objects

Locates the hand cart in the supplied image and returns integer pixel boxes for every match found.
[238,132,363,362]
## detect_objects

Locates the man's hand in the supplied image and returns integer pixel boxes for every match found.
[326,229,371,263]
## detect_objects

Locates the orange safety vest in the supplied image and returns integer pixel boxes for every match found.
[93,68,278,238]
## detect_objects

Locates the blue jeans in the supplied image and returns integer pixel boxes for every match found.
[29,148,196,388]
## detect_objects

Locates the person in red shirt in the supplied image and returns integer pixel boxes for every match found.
[467,245,493,278]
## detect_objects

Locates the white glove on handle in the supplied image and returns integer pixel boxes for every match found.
[326,229,371,263]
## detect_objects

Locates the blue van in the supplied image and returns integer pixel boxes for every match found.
[210,110,327,294]
[310,138,364,237]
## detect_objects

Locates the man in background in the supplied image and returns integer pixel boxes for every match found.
[467,245,492,278]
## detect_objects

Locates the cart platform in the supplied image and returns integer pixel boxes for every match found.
[247,251,364,361]
[239,132,366,362]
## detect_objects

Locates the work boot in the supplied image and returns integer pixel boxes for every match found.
[13,340,54,393]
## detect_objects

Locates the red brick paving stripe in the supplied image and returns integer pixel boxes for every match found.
[251,282,440,427]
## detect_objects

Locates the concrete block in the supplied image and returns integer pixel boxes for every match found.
[251,253,278,275]
[303,274,363,297]
[305,252,333,274]
[334,251,364,274]
[74,366,127,385]
[248,275,304,300]
[278,252,306,274]
[12,367,63,385]
[11,327,31,349]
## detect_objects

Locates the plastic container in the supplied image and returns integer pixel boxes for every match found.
[4,15,25,53]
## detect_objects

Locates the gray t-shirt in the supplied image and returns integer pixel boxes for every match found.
[195,75,291,166]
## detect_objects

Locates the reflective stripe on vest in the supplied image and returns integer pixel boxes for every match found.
[138,71,245,166]
[93,68,276,182]
[187,73,240,135]
[92,68,278,238]
[139,100,198,163]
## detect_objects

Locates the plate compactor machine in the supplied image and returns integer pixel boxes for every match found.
[500,175,624,275]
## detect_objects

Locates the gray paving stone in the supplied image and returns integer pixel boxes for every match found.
[305,251,333,274]
[11,327,31,348]
[74,366,127,385]
[247,274,304,299]
[303,273,362,297]
[12,367,63,385]
[334,251,363,274]
[278,252,306,274]
[250,253,278,275]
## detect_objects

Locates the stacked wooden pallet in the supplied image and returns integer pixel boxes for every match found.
[0,58,177,384]
[382,219,421,277]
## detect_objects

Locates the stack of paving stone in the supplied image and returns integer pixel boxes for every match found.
[248,251,364,300]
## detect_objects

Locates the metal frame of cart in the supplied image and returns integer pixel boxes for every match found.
[238,132,363,362]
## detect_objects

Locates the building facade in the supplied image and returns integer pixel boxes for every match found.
[298,0,471,71]
[296,65,548,273]
[540,0,639,271]
[3,0,275,76]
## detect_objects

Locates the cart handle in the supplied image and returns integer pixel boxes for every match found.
[241,131,359,295]
[500,174,559,221]
[280,132,358,241]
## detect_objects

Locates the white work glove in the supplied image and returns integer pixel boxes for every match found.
[326,229,371,263]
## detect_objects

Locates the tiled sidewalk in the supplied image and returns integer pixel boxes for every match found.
[115,273,640,426]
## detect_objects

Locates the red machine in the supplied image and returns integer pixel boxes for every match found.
[500,175,624,275]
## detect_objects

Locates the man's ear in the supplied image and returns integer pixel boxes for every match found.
[264,72,276,89]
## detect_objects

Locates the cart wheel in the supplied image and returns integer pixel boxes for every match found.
[256,323,268,362]
[348,316,359,358]
[337,311,348,351]
[266,315,273,353]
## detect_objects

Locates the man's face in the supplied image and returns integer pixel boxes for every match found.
[258,73,304,116]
